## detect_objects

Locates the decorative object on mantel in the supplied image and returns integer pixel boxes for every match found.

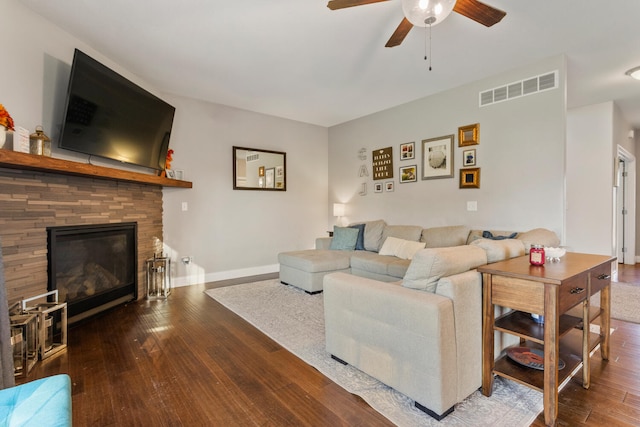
[12,126,30,153]
[29,126,51,156]
[0,104,15,149]
[161,148,175,177]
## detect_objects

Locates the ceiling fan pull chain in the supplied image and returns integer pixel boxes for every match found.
[424,25,428,62]
[429,23,432,71]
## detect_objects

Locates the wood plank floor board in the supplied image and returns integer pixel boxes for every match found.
[16,271,640,427]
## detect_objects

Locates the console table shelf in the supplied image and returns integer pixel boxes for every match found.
[0,149,192,188]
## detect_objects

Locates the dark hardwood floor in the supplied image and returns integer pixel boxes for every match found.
[20,267,640,426]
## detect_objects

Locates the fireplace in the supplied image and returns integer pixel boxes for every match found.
[47,222,138,324]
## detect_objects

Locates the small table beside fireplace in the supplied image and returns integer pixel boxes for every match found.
[478,252,614,426]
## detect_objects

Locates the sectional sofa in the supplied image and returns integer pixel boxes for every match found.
[277,220,560,420]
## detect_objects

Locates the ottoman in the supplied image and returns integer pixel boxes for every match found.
[278,249,352,293]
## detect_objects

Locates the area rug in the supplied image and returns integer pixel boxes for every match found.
[594,282,640,324]
[205,280,543,427]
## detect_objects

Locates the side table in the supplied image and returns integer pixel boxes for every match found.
[478,253,614,426]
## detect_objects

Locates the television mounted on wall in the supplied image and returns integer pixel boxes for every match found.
[58,49,175,171]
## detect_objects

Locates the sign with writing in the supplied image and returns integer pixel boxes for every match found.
[372,147,393,180]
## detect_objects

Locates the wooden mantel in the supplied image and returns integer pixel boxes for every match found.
[0,149,192,188]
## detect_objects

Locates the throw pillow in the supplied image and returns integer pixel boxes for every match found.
[421,225,471,248]
[329,226,359,251]
[482,230,517,240]
[378,236,426,260]
[349,223,366,250]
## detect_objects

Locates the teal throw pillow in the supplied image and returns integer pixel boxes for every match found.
[329,226,359,251]
[349,223,366,250]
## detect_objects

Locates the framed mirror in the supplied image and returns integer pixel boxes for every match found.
[233,146,286,191]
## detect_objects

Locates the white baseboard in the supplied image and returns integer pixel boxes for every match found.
[172,264,279,288]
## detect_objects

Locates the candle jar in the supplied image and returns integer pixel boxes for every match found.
[530,244,545,266]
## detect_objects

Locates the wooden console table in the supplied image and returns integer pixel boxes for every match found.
[478,253,614,426]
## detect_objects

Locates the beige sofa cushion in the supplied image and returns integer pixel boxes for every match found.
[378,236,426,260]
[361,220,386,252]
[380,225,423,250]
[402,245,487,292]
[421,225,471,248]
[470,238,525,263]
[517,228,560,254]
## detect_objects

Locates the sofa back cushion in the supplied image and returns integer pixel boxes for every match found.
[380,225,423,249]
[517,228,560,254]
[421,225,470,248]
[402,245,487,292]
[360,220,386,252]
[470,238,525,263]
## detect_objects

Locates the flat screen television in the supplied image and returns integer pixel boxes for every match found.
[58,49,175,171]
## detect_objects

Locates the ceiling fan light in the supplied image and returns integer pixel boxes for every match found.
[625,66,640,80]
[401,0,457,27]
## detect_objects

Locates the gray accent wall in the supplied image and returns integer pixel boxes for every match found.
[328,56,567,237]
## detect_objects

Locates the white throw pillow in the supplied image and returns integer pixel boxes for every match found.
[378,236,405,256]
[378,236,426,260]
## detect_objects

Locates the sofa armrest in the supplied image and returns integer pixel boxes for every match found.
[323,272,458,416]
[316,237,332,250]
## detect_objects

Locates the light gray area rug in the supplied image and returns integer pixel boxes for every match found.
[205,279,543,427]
[595,282,640,324]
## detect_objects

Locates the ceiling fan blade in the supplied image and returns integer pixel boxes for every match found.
[453,0,506,27]
[327,0,390,10]
[385,18,413,48]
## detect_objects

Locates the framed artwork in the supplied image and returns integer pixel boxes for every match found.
[422,135,454,180]
[460,167,480,188]
[399,165,417,183]
[400,142,415,160]
[374,182,383,193]
[385,181,394,192]
[165,169,176,179]
[458,123,479,147]
[372,147,394,180]
[265,168,275,188]
[462,149,476,167]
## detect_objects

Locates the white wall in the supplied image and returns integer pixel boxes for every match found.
[566,102,615,255]
[328,56,567,237]
[162,97,328,285]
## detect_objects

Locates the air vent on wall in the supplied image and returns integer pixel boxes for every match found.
[479,70,558,107]
[246,153,259,162]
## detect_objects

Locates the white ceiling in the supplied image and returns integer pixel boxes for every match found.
[18,0,640,128]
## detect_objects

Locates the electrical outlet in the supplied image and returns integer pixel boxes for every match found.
[181,202,188,211]
[467,201,478,211]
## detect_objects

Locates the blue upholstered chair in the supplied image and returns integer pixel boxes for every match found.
[0,374,72,426]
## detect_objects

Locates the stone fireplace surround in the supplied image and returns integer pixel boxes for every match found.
[0,167,163,308]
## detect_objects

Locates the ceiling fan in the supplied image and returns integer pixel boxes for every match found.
[327,0,506,48]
